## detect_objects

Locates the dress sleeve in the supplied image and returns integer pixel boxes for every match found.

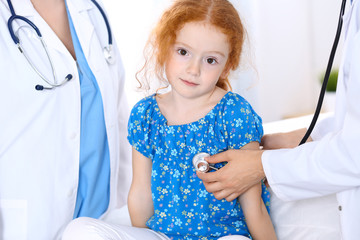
[127,97,154,159]
[223,93,264,149]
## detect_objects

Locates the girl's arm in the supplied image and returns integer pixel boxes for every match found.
[127,148,154,227]
[239,183,276,240]
[261,128,311,150]
[238,142,277,240]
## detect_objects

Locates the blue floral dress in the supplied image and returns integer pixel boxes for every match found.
[127,91,270,240]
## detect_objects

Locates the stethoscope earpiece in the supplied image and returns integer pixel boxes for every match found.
[35,74,72,91]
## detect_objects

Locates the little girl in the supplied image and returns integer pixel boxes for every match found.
[62,0,277,239]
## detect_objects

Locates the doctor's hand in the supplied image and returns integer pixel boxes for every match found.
[261,128,312,150]
[197,149,265,202]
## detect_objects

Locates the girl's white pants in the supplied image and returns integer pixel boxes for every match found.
[62,217,250,240]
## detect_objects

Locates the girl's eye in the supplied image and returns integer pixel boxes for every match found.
[177,49,188,56]
[206,58,217,65]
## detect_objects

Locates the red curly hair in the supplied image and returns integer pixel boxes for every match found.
[137,0,245,92]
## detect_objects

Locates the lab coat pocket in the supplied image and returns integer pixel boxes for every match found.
[0,199,28,240]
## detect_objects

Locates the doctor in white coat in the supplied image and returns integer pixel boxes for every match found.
[198,0,360,239]
[0,0,131,239]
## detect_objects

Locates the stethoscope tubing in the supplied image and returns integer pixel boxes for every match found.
[90,0,112,46]
[299,0,347,145]
[7,0,111,46]
[6,0,113,90]
[8,15,42,45]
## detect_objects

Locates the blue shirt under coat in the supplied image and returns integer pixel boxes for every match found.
[66,5,110,219]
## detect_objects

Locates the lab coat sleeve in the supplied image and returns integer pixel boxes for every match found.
[310,114,335,141]
[262,30,360,202]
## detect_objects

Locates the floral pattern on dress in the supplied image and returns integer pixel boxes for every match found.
[128,92,270,240]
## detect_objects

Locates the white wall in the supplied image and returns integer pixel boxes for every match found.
[102,0,171,108]
[253,0,344,122]
[102,0,344,123]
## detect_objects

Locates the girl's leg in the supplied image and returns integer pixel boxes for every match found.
[218,236,251,240]
[61,217,169,240]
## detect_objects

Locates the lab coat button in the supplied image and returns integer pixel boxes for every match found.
[67,188,76,197]
[69,132,77,140]
[338,205,342,211]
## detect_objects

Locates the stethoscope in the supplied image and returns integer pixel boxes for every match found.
[193,0,348,172]
[6,0,114,91]
[299,0,347,144]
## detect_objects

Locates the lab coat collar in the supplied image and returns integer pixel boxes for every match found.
[66,0,95,59]
[8,0,95,59]
[8,0,93,17]
[67,0,93,13]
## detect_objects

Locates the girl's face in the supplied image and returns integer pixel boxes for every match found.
[165,22,230,99]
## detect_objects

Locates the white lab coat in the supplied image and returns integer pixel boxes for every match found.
[262,0,360,239]
[0,0,131,239]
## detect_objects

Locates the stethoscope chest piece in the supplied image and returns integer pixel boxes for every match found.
[192,152,218,173]
[103,45,115,65]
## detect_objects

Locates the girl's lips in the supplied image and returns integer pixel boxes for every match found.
[181,79,199,86]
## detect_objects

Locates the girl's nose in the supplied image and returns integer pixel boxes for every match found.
[186,59,201,77]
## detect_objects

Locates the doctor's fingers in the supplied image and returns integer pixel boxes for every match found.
[198,167,244,192]
[201,179,223,193]
[213,189,241,202]
[206,149,237,164]
[202,179,246,201]
[196,170,220,183]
